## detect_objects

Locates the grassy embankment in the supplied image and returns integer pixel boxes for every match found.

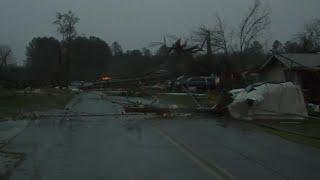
[0,88,74,119]
[257,119,320,149]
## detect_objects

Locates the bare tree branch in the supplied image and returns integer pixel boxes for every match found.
[53,10,80,42]
[239,0,271,54]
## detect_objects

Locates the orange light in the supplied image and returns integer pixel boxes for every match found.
[102,76,112,81]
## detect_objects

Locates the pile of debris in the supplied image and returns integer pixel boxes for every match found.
[226,82,308,120]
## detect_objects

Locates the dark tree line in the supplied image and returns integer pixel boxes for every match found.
[25,37,61,82]
[272,18,320,54]
[24,36,158,82]
[69,36,112,80]
[25,36,113,82]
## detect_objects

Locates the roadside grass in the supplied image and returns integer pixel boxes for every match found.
[258,120,320,138]
[0,88,74,119]
[260,127,320,149]
[256,120,320,149]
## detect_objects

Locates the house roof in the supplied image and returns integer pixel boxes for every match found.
[260,53,320,71]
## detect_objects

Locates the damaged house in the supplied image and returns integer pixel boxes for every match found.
[257,53,320,104]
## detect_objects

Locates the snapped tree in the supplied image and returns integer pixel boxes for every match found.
[193,15,230,56]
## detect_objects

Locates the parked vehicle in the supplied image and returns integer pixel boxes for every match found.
[70,81,84,88]
[173,76,215,91]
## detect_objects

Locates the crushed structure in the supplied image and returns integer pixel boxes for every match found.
[228,82,308,120]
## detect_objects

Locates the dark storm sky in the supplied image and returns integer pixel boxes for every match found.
[0,0,319,64]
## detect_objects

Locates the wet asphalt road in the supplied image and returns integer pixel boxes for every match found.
[3,92,320,180]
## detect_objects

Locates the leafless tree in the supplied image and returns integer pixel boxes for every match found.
[53,10,79,42]
[298,18,320,51]
[239,0,271,54]
[0,45,12,70]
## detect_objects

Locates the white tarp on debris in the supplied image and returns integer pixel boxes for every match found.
[228,82,308,120]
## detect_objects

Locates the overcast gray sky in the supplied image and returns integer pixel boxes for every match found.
[0,0,319,65]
